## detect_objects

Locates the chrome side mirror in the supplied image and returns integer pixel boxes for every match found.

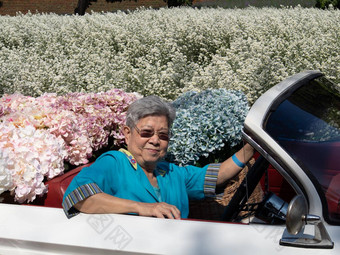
[280,195,334,249]
[285,195,308,235]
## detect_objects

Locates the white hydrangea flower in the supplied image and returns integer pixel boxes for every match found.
[0,150,13,195]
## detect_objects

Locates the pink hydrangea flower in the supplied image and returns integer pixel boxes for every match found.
[0,89,140,202]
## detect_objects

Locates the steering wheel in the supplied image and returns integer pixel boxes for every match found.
[222,155,269,222]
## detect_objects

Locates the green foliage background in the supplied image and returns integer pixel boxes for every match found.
[315,0,340,8]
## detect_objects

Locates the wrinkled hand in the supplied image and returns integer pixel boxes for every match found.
[137,202,181,219]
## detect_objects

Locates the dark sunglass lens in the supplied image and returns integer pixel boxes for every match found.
[139,130,154,138]
[158,134,169,140]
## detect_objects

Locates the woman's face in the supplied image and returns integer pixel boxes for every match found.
[124,115,169,172]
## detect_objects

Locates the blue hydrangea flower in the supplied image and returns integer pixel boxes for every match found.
[167,89,249,166]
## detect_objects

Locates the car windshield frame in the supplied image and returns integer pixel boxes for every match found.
[264,75,340,225]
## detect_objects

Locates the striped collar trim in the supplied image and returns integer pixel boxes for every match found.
[119,148,138,170]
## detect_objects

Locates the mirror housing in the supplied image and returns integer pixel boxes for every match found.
[285,195,308,234]
[280,195,334,249]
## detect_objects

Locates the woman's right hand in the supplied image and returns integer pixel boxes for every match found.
[136,202,181,219]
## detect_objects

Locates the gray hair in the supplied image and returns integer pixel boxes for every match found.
[126,95,176,128]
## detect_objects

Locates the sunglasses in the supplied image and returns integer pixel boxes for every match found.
[134,126,170,141]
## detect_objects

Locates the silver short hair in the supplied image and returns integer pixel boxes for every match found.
[126,95,176,128]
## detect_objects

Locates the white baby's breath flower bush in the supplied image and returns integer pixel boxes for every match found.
[0,7,339,103]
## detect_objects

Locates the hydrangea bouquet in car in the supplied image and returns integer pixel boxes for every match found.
[0,87,248,203]
[167,89,249,166]
[0,90,140,203]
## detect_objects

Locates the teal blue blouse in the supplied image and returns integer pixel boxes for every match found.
[62,149,220,219]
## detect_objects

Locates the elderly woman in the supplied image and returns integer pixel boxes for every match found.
[62,96,254,219]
